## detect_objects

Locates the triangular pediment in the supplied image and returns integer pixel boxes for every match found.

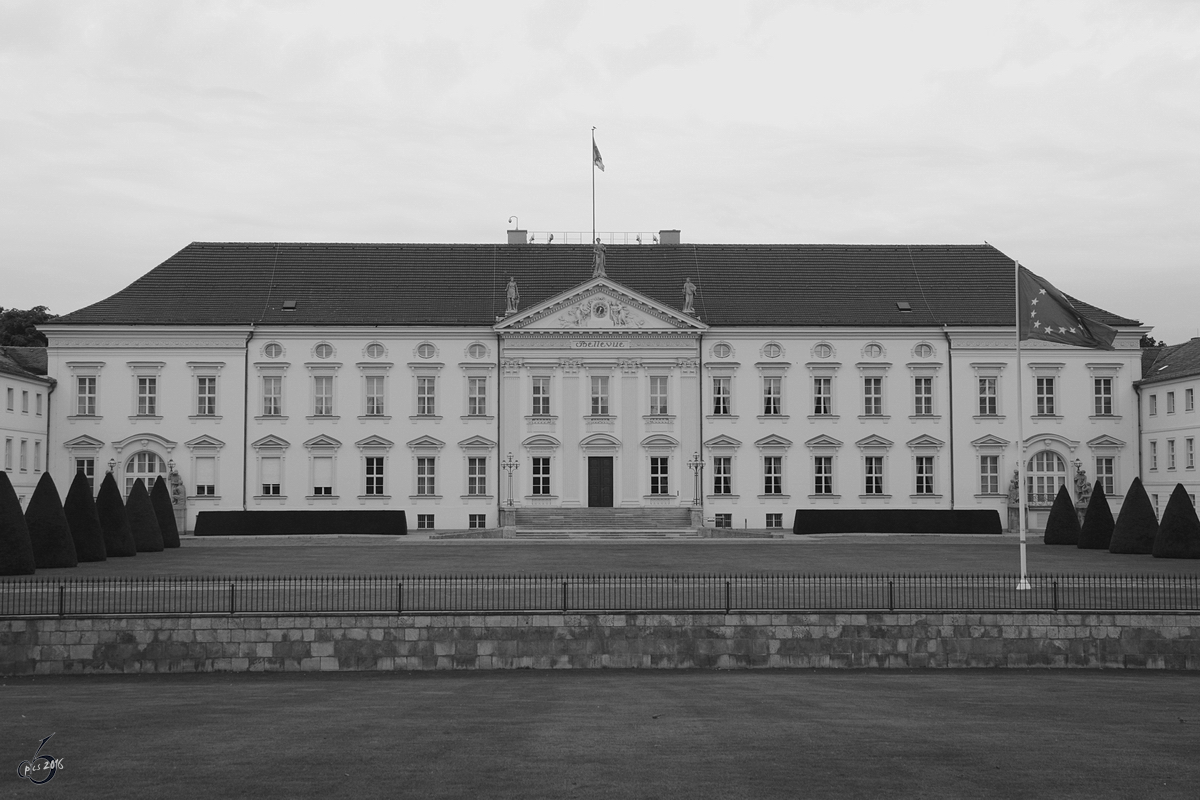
[906,434,945,450]
[755,434,794,450]
[805,434,844,450]
[970,434,1010,450]
[185,434,226,451]
[303,434,342,451]
[495,277,707,332]
[704,434,743,450]
[251,434,290,451]
[63,434,105,451]
[855,434,894,450]
[1087,434,1126,449]
[406,435,445,451]
[458,435,497,451]
[356,435,395,450]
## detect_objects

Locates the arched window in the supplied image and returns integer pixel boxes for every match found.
[125,451,167,496]
[1027,451,1066,505]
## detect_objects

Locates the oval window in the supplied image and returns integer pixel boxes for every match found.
[264,343,283,359]
[864,343,883,358]
[763,343,782,358]
[814,343,833,359]
[314,343,334,359]
[915,343,934,358]
[713,343,731,359]
[417,343,436,359]
[468,343,487,359]
[365,343,385,359]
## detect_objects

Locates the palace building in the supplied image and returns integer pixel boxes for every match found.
[40,228,1147,532]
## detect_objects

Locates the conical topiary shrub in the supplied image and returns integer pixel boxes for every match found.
[126,478,164,552]
[25,473,77,569]
[1078,479,1115,550]
[1110,477,1157,554]
[151,476,180,548]
[1153,484,1200,559]
[96,472,137,558]
[1043,484,1081,545]
[0,471,36,575]
[64,470,106,562]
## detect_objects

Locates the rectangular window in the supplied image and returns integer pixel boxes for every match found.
[312,456,333,496]
[712,377,731,415]
[813,456,833,495]
[195,456,216,496]
[532,457,551,495]
[365,375,385,416]
[1096,457,1115,496]
[3,438,10,470]
[197,377,217,416]
[1094,378,1113,416]
[766,513,783,529]
[863,377,882,416]
[262,376,282,416]
[1167,391,1175,414]
[915,456,934,495]
[76,458,95,492]
[980,455,999,495]
[914,377,933,416]
[77,377,96,416]
[468,377,487,416]
[713,456,732,495]
[260,457,282,496]
[469,514,486,529]
[813,377,832,415]
[1187,438,1195,469]
[531,377,550,416]
[313,376,334,416]
[1036,377,1055,416]
[714,513,732,529]
[864,456,884,495]
[1149,394,1157,416]
[650,457,669,495]
[1150,440,1158,470]
[137,377,157,416]
[1187,388,1194,412]
[4,387,11,411]
[1152,494,1160,518]
[591,376,609,415]
[21,391,29,413]
[33,441,41,472]
[35,393,42,415]
[417,377,436,416]
[417,514,434,530]
[1168,439,1176,470]
[467,457,487,496]
[649,376,668,415]
[763,377,781,415]
[763,456,782,494]
[19,440,27,472]
[416,457,436,496]
[365,457,385,496]
[978,378,997,415]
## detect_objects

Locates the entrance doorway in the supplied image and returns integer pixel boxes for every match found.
[588,457,614,507]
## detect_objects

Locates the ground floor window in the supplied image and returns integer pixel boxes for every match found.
[1027,451,1066,504]
[650,457,669,495]
[712,456,731,495]
[365,457,385,495]
[125,451,167,496]
[714,513,732,528]
[469,514,486,529]
[914,456,934,495]
[864,456,884,495]
[766,513,782,528]
[532,457,550,495]
[75,457,95,492]
[979,455,999,495]
[814,456,833,495]
[417,514,435,529]
[1095,457,1115,496]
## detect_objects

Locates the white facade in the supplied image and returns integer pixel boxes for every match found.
[43,277,1146,532]
[1139,351,1200,518]
[0,359,52,510]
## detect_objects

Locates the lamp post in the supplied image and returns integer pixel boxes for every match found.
[687,451,704,508]
[107,458,117,474]
[501,452,520,507]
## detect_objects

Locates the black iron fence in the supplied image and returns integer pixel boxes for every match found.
[2,574,1200,617]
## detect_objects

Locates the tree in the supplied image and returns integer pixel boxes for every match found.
[151,476,180,548]
[64,471,107,562]
[1139,333,1164,348]
[1078,480,1115,550]
[1152,484,1200,559]
[1043,485,1081,545]
[0,306,56,347]
[126,479,163,552]
[1109,477,1157,554]
[24,473,77,568]
[0,471,36,575]
[96,472,137,558]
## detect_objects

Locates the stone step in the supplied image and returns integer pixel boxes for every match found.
[516,508,694,530]
[513,529,702,540]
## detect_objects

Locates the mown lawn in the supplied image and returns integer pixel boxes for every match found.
[4,670,1198,799]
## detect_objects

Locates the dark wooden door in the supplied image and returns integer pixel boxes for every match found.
[588,457,614,507]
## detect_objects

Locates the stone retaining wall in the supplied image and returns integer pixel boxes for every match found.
[3,612,1199,675]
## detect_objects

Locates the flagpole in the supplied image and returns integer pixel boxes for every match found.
[591,127,596,245]
[1015,260,1030,590]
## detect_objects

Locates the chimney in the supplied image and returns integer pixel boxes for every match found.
[659,229,680,245]
[507,228,528,245]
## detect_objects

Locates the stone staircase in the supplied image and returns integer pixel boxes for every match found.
[513,507,699,540]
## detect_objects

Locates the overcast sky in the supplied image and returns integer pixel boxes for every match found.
[2,0,1197,342]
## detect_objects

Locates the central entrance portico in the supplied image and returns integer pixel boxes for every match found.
[496,276,706,515]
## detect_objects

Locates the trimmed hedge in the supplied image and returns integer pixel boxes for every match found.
[126,478,164,552]
[64,471,107,562]
[96,472,137,558]
[25,473,78,569]
[195,510,408,536]
[1078,480,1115,550]
[0,471,36,575]
[1109,477,1157,555]
[1043,485,1081,545]
[792,509,1002,535]
[1152,484,1200,559]
[151,476,180,548]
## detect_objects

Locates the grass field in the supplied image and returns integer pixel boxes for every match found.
[9,534,1200,579]
[4,670,1199,799]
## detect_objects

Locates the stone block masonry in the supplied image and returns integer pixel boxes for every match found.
[2,613,1199,675]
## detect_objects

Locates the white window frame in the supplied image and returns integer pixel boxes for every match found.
[980,454,1000,495]
[532,377,551,416]
[649,376,669,415]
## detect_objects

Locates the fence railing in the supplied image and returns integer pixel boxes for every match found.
[2,574,1199,618]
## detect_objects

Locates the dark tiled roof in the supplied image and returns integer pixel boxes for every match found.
[53,242,1140,329]
[1140,338,1200,385]
[0,346,50,383]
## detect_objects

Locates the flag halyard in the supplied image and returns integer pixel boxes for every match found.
[1018,265,1117,350]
